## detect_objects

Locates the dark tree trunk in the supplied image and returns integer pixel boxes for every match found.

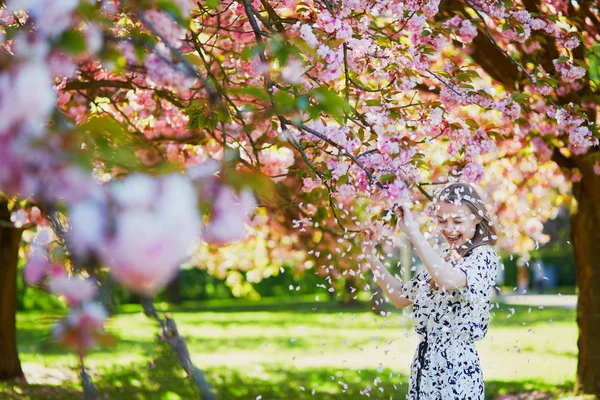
[165,272,182,304]
[572,159,600,396]
[0,200,25,381]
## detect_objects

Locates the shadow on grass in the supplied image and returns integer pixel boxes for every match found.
[15,299,576,362]
[488,304,576,328]
[137,298,575,328]
[0,364,578,400]
[124,297,373,315]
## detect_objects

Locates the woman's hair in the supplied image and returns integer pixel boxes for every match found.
[433,182,497,256]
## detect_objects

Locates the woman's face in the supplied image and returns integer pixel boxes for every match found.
[435,201,480,249]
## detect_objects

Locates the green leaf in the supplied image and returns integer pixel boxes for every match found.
[184,103,216,130]
[435,70,452,79]
[379,173,396,183]
[237,86,270,101]
[274,90,296,113]
[365,99,381,107]
[206,0,220,9]
[227,171,276,202]
[70,116,155,171]
[545,77,559,88]
[59,30,86,55]
[585,43,600,86]
[456,71,479,81]
[308,87,354,123]
[511,92,530,102]
[465,119,479,129]
[296,95,309,111]
[241,44,266,60]
[157,0,187,26]
[315,206,328,221]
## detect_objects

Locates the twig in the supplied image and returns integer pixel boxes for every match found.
[79,354,99,400]
[280,117,385,189]
[141,297,217,400]
[463,0,560,108]
[136,11,220,104]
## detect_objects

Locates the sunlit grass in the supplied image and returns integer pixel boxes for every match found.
[2,296,583,399]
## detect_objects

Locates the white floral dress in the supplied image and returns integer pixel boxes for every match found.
[400,245,499,400]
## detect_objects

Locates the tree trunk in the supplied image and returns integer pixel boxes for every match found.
[0,200,25,381]
[165,272,182,305]
[572,159,600,396]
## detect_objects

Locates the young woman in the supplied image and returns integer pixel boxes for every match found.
[363,182,500,400]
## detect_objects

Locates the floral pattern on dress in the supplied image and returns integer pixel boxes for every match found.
[400,245,500,399]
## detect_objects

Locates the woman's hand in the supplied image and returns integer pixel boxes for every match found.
[394,204,420,237]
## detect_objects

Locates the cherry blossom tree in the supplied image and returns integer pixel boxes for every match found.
[0,0,599,396]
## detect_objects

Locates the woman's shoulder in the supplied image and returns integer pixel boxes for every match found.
[466,244,499,262]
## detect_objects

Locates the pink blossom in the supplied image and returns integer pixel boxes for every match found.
[302,177,322,192]
[48,275,97,305]
[559,36,581,50]
[281,58,305,84]
[332,183,356,205]
[24,247,51,285]
[259,147,295,182]
[461,162,485,183]
[66,303,107,330]
[84,23,104,54]
[524,218,544,239]
[521,40,542,54]
[530,137,553,162]
[459,20,478,43]
[186,158,220,181]
[171,0,195,18]
[0,62,55,136]
[69,200,108,259]
[377,135,399,154]
[553,59,586,82]
[203,187,256,245]
[422,0,441,17]
[569,126,599,149]
[593,162,600,176]
[47,52,77,79]
[529,18,546,30]
[118,41,139,64]
[511,10,532,24]
[384,179,410,203]
[503,101,521,122]
[53,302,109,353]
[143,10,186,49]
[7,0,78,37]
[299,24,319,48]
[144,45,195,91]
[99,174,202,294]
[569,169,582,182]
[44,166,103,203]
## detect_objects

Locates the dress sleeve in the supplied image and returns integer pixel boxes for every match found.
[400,270,429,303]
[457,245,498,304]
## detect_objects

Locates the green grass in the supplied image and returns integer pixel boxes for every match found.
[0,296,587,399]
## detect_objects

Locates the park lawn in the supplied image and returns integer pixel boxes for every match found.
[0,296,588,399]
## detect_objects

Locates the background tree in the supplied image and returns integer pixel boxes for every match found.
[0,0,599,396]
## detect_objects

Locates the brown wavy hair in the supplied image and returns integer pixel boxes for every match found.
[433,182,498,257]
